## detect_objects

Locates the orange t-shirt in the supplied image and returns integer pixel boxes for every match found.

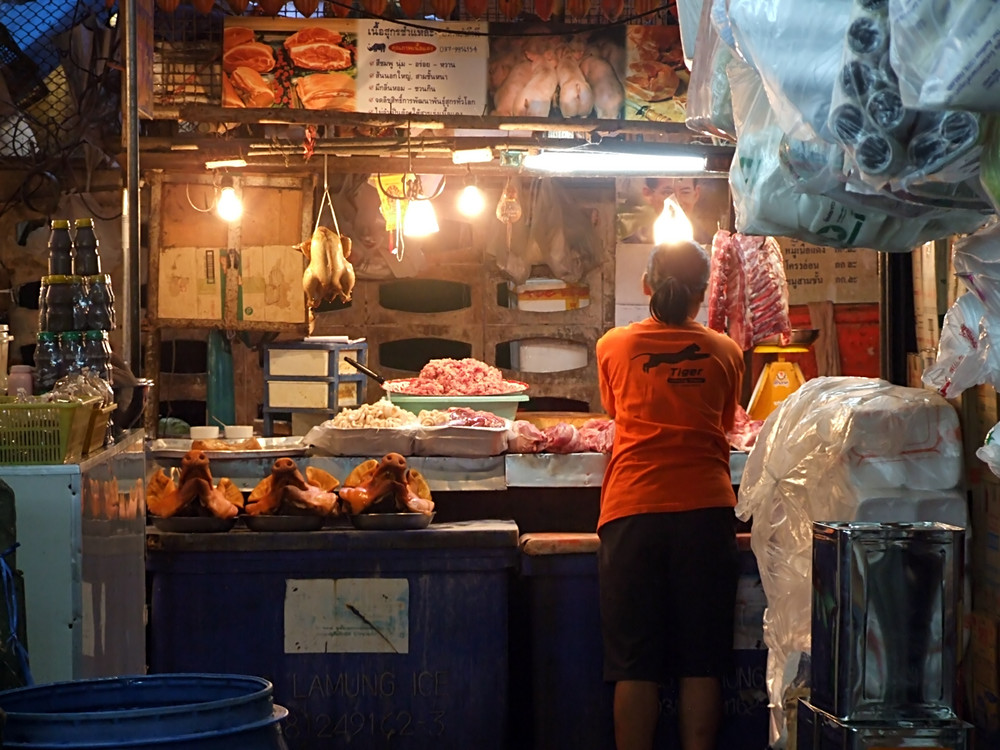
[596,317,745,529]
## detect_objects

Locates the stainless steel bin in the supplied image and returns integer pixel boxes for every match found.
[797,699,972,750]
[810,521,963,722]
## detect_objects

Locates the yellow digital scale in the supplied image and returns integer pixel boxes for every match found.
[747,329,820,421]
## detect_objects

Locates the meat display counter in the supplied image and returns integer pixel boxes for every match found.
[146,448,749,534]
[145,449,749,492]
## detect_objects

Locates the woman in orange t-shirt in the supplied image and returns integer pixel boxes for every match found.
[596,241,744,750]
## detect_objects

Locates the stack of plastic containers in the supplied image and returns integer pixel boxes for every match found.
[798,521,972,749]
[35,218,115,395]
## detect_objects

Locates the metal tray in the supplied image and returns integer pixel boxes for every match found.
[147,436,308,460]
[151,516,237,533]
[350,512,434,530]
[242,514,325,532]
[413,425,508,457]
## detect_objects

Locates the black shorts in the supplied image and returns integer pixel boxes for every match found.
[598,508,738,683]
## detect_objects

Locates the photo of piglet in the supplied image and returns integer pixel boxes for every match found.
[488,25,628,120]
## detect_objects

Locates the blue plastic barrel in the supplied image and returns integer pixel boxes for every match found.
[0,673,289,749]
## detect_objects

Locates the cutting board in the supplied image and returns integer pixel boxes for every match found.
[516,411,609,429]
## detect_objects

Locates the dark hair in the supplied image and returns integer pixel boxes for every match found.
[646,241,710,325]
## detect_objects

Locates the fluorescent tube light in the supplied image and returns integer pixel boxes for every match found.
[205,158,248,170]
[523,151,707,175]
[452,147,494,165]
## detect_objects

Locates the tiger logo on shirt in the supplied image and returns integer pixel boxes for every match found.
[632,344,710,372]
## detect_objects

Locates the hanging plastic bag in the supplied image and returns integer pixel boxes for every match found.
[922,293,991,398]
[888,0,1000,112]
[685,0,737,141]
[977,423,1000,480]
[727,0,851,141]
[529,178,602,284]
[487,177,538,285]
[953,220,1000,318]
[729,59,991,251]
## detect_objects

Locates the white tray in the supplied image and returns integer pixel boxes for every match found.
[304,425,417,457]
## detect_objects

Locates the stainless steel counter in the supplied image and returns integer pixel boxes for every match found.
[0,430,146,684]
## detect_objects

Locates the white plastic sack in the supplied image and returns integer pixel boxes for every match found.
[953,220,1000,318]
[889,0,1000,112]
[736,376,963,749]
[921,292,1000,398]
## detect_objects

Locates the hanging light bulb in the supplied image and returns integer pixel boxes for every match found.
[403,199,439,237]
[457,180,485,217]
[652,195,693,245]
[216,176,243,222]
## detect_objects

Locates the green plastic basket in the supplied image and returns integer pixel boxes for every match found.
[0,398,93,465]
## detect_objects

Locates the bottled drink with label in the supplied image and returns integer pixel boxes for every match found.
[73,217,102,276]
[47,220,74,276]
[34,331,62,393]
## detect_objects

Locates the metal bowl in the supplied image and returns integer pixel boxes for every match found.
[242,514,325,532]
[755,329,820,348]
[349,512,435,530]
[151,516,236,533]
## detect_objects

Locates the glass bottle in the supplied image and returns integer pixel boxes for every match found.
[47,219,73,276]
[72,217,101,276]
[34,331,62,393]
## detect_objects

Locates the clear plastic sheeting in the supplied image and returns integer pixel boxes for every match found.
[735,376,963,748]
[727,0,851,141]
[888,0,1000,112]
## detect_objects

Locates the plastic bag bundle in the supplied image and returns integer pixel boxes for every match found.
[888,0,1000,112]
[729,65,992,251]
[685,0,737,140]
[736,376,963,748]
[824,0,983,191]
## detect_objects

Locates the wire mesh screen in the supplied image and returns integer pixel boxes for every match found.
[151,0,677,113]
[0,1,121,168]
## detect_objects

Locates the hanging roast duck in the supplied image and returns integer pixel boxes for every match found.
[298,225,356,308]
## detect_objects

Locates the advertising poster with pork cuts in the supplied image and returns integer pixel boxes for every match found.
[222,17,488,116]
[487,22,687,122]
